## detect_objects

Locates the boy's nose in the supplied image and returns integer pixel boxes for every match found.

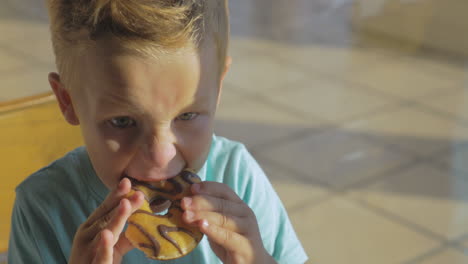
[144,138,177,169]
[126,128,183,181]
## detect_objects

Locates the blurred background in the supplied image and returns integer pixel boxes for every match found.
[2,0,468,263]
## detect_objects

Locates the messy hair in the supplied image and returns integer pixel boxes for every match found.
[46,0,229,87]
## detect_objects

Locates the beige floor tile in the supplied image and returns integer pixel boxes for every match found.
[257,159,329,209]
[416,88,468,121]
[395,55,468,88]
[0,19,54,67]
[0,68,51,101]
[263,75,398,123]
[0,18,46,39]
[229,37,286,58]
[270,178,327,211]
[345,55,465,99]
[462,239,468,248]
[224,52,308,94]
[351,164,468,240]
[0,49,27,73]
[416,248,468,264]
[268,42,389,79]
[215,89,325,148]
[291,196,439,264]
[255,129,411,189]
[344,106,468,156]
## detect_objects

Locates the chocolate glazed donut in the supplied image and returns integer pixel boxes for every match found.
[125,169,204,260]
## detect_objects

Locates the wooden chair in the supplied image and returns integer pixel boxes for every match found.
[0,92,83,253]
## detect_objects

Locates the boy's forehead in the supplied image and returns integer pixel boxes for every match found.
[73,37,219,113]
[79,35,218,80]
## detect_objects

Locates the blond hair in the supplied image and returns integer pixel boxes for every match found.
[46,0,229,87]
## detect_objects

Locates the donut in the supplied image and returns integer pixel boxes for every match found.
[124,169,204,260]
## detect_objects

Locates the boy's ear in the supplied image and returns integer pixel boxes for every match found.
[48,73,80,125]
[221,56,232,83]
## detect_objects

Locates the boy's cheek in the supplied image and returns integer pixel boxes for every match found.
[106,139,121,152]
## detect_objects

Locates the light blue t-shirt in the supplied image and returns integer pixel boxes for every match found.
[8,136,308,263]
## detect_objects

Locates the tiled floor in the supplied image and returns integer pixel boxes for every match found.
[2,0,468,263]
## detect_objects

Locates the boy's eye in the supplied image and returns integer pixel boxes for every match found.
[108,117,136,128]
[177,112,198,121]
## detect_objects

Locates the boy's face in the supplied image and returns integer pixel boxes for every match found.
[50,39,230,189]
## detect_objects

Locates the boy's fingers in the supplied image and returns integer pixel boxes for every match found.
[86,192,144,241]
[200,220,247,254]
[114,233,135,257]
[87,178,132,224]
[105,199,132,244]
[92,230,113,264]
[183,194,250,217]
[184,210,246,234]
[192,182,243,203]
[105,194,144,244]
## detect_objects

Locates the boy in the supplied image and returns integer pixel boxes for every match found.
[8,0,308,263]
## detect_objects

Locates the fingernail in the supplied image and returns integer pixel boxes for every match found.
[201,219,209,228]
[118,179,125,190]
[183,197,192,208]
[186,210,194,221]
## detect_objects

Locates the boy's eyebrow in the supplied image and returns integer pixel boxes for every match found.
[97,92,146,115]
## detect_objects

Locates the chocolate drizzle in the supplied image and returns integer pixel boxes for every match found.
[158,225,196,254]
[126,169,203,259]
[150,197,171,214]
[167,178,183,194]
[128,221,161,257]
[180,170,200,184]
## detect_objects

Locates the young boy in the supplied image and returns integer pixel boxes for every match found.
[8,0,308,263]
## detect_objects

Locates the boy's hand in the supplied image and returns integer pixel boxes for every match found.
[69,178,144,264]
[182,182,277,264]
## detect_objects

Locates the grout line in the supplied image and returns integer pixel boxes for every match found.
[338,157,422,193]
[225,83,327,118]
[313,66,461,108]
[334,100,410,125]
[232,72,416,128]
[252,122,428,193]
[451,241,468,255]
[270,42,465,104]
[250,125,335,152]
[357,198,449,243]
[224,83,331,125]
[354,133,428,160]
[270,58,411,103]
[342,115,454,161]
[253,153,333,189]
[406,98,468,129]
[402,239,468,264]
[287,194,335,215]
[400,244,450,264]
